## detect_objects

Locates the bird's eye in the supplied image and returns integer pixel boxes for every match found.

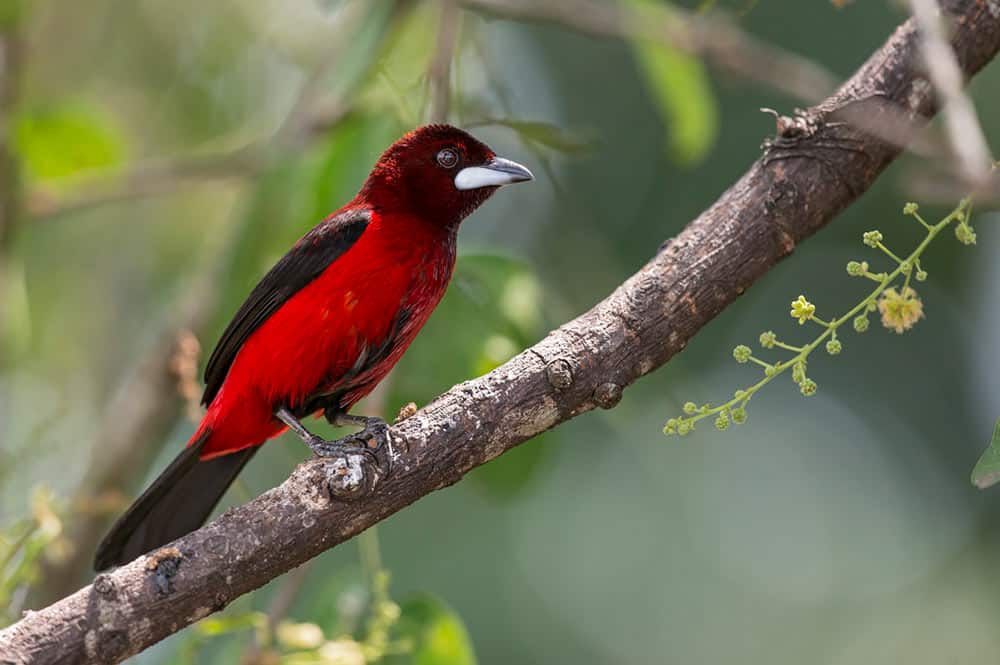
[436,148,459,169]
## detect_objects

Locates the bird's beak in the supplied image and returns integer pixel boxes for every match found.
[454,156,534,191]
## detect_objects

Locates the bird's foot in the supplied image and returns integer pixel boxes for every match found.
[307,416,392,477]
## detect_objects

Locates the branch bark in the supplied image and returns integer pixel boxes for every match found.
[2,1,999,662]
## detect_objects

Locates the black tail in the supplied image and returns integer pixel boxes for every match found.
[93,431,258,570]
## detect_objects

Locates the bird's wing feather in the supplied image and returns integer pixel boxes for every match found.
[201,207,371,406]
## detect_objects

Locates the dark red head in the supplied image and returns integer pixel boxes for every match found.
[359,124,533,227]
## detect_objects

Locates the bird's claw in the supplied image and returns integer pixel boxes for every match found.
[306,420,392,477]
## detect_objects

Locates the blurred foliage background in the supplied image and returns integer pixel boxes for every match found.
[2,0,1000,663]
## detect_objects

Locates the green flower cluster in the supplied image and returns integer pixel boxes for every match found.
[664,196,978,437]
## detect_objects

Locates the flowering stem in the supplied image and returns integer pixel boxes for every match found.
[875,242,905,264]
[911,212,934,231]
[862,270,885,282]
[902,265,913,292]
[665,196,973,434]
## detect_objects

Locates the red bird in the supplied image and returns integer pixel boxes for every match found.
[95,125,533,569]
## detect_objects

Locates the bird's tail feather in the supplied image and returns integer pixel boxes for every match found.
[93,429,258,570]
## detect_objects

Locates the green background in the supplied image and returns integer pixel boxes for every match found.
[3,0,1000,663]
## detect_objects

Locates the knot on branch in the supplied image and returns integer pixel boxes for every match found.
[761,107,820,141]
[93,574,116,599]
[545,359,574,390]
[593,382,623,409]
[145,546,183,596]
[324,452,381,501]
[93,630,128,663]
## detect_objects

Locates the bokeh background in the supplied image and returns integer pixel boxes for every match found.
[3,0,1000,663]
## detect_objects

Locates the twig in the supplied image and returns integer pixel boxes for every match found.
[2,3,998,662]
[907,0,994,190]
[461,0,839,103]
[428,0,460,123]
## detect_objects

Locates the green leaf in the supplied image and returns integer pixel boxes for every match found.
[360,4,437,124]
[971,418,1000,489]
[14,104,125,184]
[193,611,265,637]
[625,0,718,165]
[393,594,477,665]
[487,120,592,155]
[0,0,25,28]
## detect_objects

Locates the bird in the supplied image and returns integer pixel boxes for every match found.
[94,124,533,570]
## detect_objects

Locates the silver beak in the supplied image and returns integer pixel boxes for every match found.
[454,157,534,191]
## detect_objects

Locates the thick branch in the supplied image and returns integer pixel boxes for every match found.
[2,1,999,663]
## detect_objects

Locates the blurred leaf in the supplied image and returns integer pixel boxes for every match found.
[361,4,436,125]
[1,487,64,627]
[276,620,325,650]
[625,0,718,165]
[971,418,1000,489]
[194,611,265,637]
[473,334,519,377]
[14,104,125,184]
[485,120,592,155]
[0,0,25,28]
[391,594,476,665]
[294,563,366,638]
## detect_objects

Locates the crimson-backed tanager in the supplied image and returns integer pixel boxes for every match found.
[94,125,533,570]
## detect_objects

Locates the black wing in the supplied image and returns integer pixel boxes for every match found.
[201,208,371,406]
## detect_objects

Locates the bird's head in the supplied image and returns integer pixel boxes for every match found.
[361,124,533,226]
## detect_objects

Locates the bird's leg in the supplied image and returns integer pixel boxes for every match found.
[324,408,389,450]
[324,407,392,477]
[275,406,379,465]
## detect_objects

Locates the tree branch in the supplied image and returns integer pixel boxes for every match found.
[2,1,999,662]
[461,0,840,103]
[907,0,994,189]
